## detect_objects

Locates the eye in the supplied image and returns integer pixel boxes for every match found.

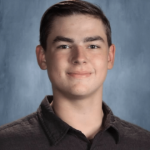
[89,45,100,49]
[58,45,70,49]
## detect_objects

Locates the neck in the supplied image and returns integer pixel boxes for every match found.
[51,88,104,140]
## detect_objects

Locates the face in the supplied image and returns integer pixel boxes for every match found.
[36,14,115,99]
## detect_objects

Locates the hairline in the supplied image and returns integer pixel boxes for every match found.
[45,14,110,51]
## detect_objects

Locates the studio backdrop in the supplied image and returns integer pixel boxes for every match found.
[0,0,150,131]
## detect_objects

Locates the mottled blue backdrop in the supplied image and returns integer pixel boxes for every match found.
[0,0,150,131]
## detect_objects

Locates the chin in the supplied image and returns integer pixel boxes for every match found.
[69,88,91,97]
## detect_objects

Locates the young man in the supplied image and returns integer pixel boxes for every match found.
[0,0,150,149]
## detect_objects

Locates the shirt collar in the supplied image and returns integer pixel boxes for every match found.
[102,101,120,144]
[37,95,120,145]
[37,95,70,146]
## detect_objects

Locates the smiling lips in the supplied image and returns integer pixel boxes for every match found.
[67,72,91,78]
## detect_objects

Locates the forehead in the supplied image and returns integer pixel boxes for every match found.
[48,14,107,42]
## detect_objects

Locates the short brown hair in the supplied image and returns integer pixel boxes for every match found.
[40,0,112,50]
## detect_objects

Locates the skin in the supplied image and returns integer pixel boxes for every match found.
[36,14,115,140]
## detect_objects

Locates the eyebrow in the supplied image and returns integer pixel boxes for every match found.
[53,36,74,43]
[84,36,104,43]
[53,35,105,44]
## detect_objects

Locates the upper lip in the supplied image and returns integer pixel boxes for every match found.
[68,71,91,74]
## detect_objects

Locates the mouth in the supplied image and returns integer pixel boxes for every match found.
[67,72,91,78]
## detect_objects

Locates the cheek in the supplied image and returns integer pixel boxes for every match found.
[91,55,108,84]
[47,54,67,77]
[92,54,108,70]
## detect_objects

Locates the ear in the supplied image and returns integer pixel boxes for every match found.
[35,45,47,70]
[107,44,115,70]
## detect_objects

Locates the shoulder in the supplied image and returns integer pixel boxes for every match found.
[0,112,38,134]
[114,116,150,148]
[0,112,48,149]
[114,116,150,137]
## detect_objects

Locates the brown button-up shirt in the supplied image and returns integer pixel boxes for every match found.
[0,95,150,150]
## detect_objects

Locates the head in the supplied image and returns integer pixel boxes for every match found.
[39,0,112,51]
[36,0,115,99]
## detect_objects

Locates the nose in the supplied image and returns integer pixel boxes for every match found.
[70,45,88,65]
